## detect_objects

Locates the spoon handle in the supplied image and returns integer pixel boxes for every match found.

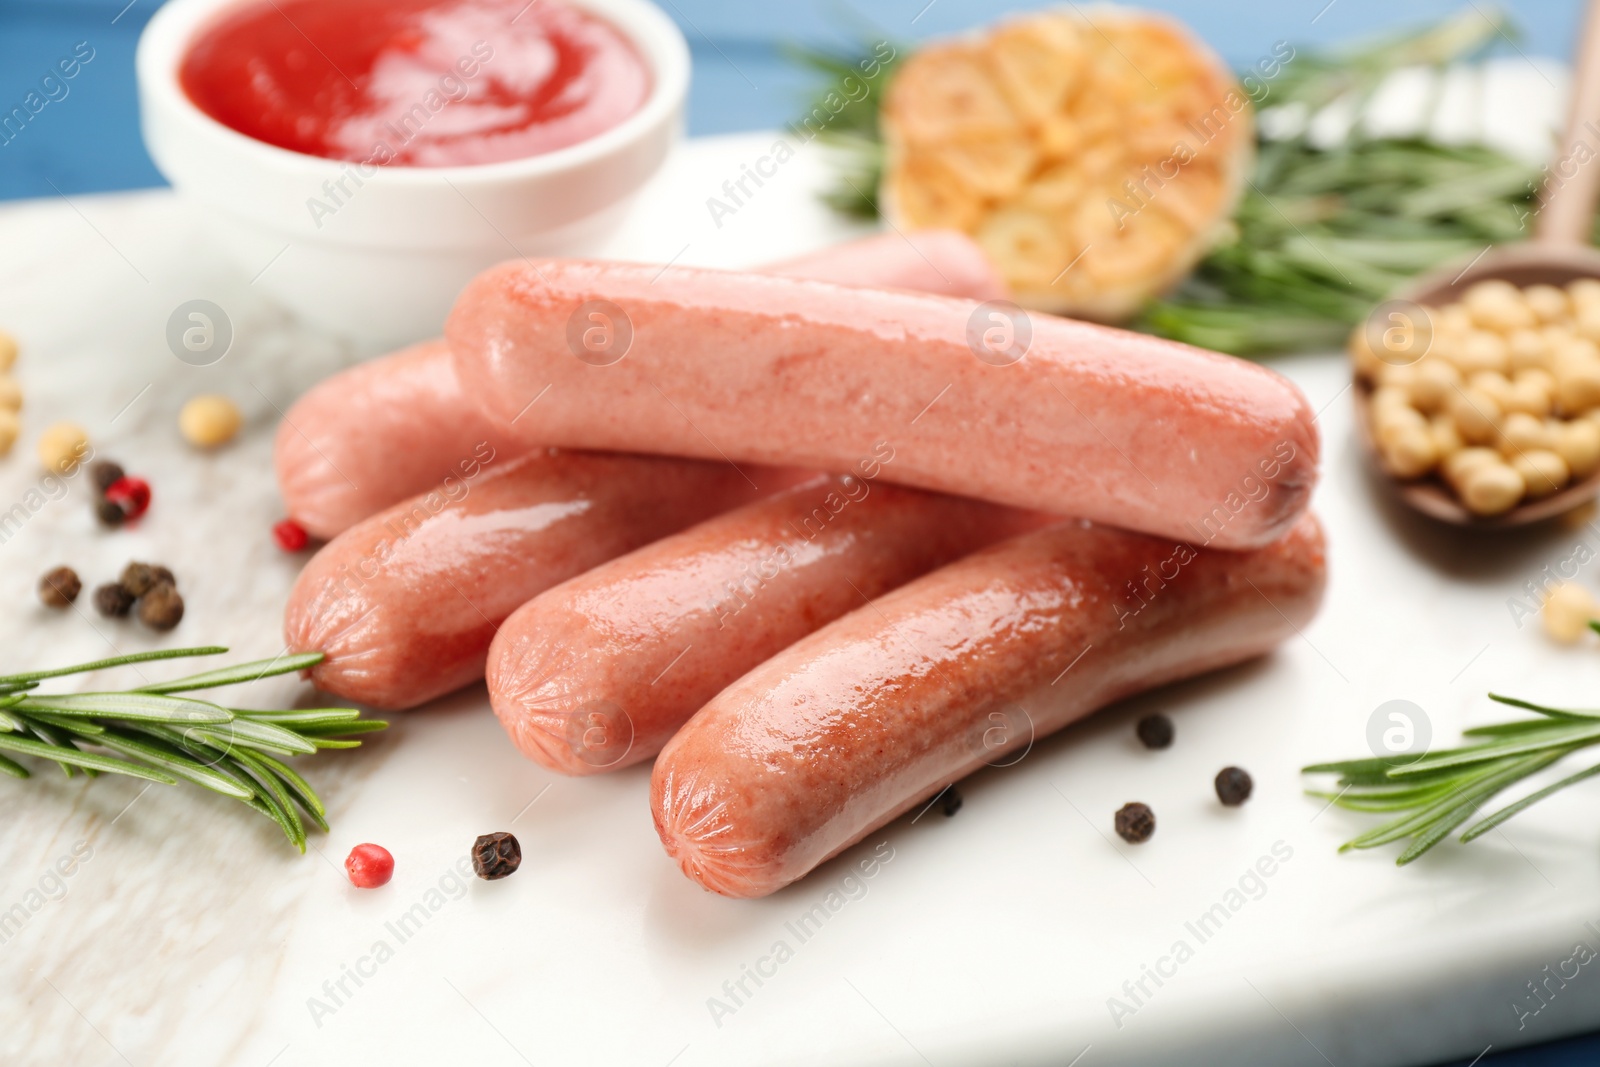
[1537,0,1600,246]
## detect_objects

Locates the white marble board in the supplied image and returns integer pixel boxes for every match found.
[2,133,1600,1067]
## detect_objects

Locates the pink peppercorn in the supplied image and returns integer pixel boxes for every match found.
[344,843,394,888]
[104,476,151,521]
[273,518,310,552]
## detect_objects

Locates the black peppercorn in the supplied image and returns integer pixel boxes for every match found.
[1136,714,1174,749]
[472,832,522,880]
[38,566,81,608]
[1215,767,1253,806]
[137,582,184,631]
[121,561,175,598]
[93,582,135,618]
[1114,802,1155,844]
[95,497,127,528]
[88,460,125,495]
[941,786,963,817]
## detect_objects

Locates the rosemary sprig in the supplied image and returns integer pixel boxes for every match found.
[785,41,901,218]
[1304,687,1600,865]
[0,646,385,852]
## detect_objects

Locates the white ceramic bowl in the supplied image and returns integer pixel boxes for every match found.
[137,0,688,347]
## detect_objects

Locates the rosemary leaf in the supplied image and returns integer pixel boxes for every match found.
[1394,797,1490,866]
[0,734,178,784]
[55,725,255,800]
[17,692,233,724]
[293,719,389,738]
[248,750,329,823]
[190,716,319,757]
[1390,726,1600,775]
[0,646,228,685]
[1301,754,1467,787]
[134,652,325,695]
[146,725,271,796]
[1461,721,1580,737]
[236,707,363,726]
[23,717,85,779]
[1460,760,1600,843]
[233,748,307,851]
[1487,693,1600,720]
[1307,780,1460,811]
[23,712,105,735]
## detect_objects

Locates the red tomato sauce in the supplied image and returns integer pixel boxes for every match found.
[179,0,650,167]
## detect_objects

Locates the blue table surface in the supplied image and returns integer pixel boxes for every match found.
[0,2,1594,1063]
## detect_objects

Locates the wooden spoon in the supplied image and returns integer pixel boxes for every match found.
[1355,0,1600,527]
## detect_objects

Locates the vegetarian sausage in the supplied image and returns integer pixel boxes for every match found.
[486,472,1042,774]
[764,229,1008,302]
[449,260,1318,548]
[272,339,524,540]
[276,232,1008,538]
[283,450,795,709]
[651,513,1327,898]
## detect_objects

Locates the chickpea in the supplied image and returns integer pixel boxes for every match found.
[36,422,88,474]
[1428,329,1463,365]
[1371,385,1413,414]
[1452,331,1510,376]
[1443,446,1502,488]
[1436,304,1475,336]
[1410,359,1460,413]
[1464,279,1519,309]
[1579,303,1600,344]
[0,409,17,457]
[178,394,242,449]
[1544,325,1579,364]
[1524,284,1571,323]
[1556,418,1600,479]
[1374,402,1427,447]
[1556,356,1600,415]
[0,332,15,373]
[1507,329,1549,373]
[1459,460,1525,516]
[0,377,21,413]
[1542,582,1598,643]
[1506,368,1555,417]
[1447,386,1502,444]
[1555,336,1600,363]
[1430,414,1464,459]
[1467,370,1513,411]
[1500,411,1553,455]
[1569,277,1600,309]
[1521,367,1558,392]
[1512,449,1570,499]
[1375,362,1420,391]
[1382,424,1438,479]
[1465,279,1536,331]
[1497,302,1540,332]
